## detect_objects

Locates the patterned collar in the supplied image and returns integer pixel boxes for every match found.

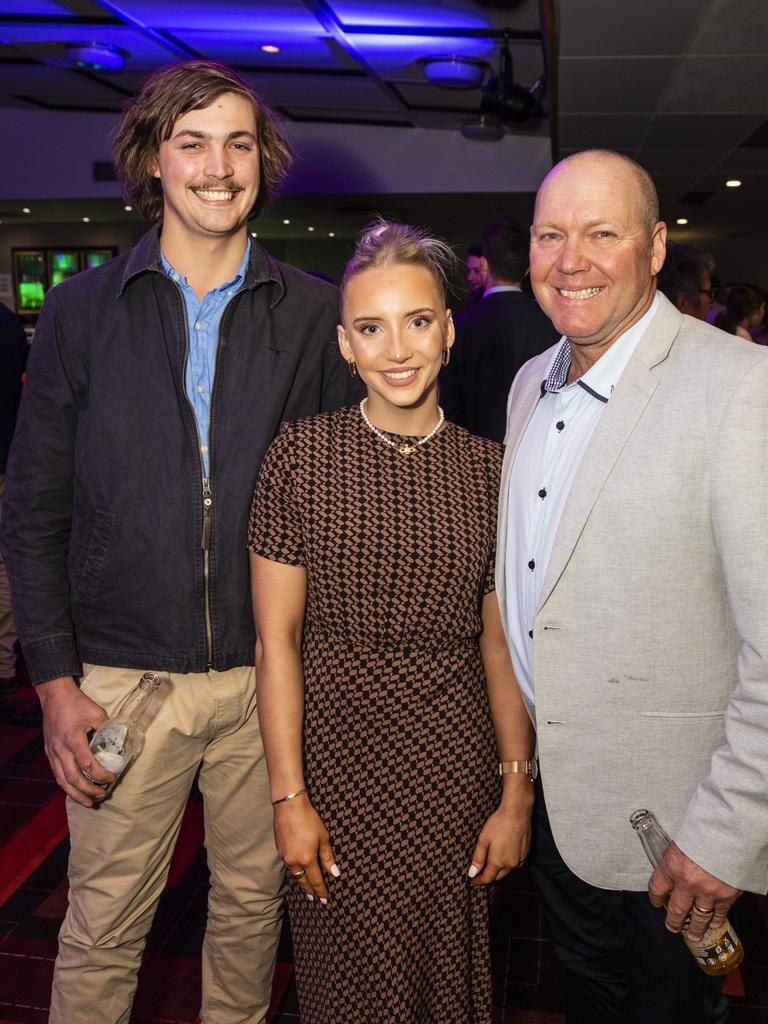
[541,339,573,394]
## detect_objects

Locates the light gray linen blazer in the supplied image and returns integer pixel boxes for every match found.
[496,292,768,893]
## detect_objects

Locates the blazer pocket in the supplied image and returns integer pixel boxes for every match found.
[638,710,725,719]
[74,508,115,602]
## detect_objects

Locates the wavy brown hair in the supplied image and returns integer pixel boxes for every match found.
[114,60,292,222]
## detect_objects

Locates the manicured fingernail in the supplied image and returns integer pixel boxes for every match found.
[330,863,341,878]
[468,865,479,878]
[306,894,314,902]
[320,898,328,906]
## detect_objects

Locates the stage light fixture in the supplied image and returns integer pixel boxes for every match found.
[480,33,535,125]
[725,179,742,188]
[676,218,688,225]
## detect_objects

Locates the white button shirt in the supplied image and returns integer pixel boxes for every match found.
[505,294,660,708]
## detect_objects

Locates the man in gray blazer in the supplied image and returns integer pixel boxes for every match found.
[496,148,768,1022]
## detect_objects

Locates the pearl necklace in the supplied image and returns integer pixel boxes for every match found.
[359,398,445,455]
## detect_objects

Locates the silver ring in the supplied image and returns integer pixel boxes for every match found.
[79,767,108,789]
[693,904,714,915]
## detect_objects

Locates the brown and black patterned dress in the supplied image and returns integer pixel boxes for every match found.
[248,405,503,1023]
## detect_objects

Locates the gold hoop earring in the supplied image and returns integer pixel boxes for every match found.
[441,348,450,367]
[347,359,358,378]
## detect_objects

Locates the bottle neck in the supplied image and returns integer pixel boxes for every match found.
[631,809,672,867]
[119,673,162,727]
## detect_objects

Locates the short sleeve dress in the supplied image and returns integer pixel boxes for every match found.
[248,405,503,1024]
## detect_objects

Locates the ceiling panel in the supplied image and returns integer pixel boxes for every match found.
[558,113,651,149]
[559,0,702,57]
[659,55,768,114]
[558,58,677,113]
[0,0,69,10]
[643,113,764,148]
[109,0,324,33]
[633,147,725,173]
[688,0,768,55]
[240,72,397,111]
[171,29,339,68]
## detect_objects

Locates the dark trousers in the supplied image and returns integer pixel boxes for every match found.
[529,781,729,1024]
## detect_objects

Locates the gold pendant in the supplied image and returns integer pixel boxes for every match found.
[398,443,416,455]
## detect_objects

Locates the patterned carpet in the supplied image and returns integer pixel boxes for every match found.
[0,671,766,1023]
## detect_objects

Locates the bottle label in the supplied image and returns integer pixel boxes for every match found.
[688,925,740,969]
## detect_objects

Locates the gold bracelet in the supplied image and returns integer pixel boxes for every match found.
[271,787,307,806]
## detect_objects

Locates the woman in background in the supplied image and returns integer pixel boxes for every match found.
[248,221,534,1023]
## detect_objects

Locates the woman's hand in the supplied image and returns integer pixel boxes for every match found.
[274,796,341,903]
[468,778,534,885]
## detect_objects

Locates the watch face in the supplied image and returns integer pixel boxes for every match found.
[529,759,539,780]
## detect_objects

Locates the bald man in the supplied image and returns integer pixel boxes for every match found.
[495,150,768,1022]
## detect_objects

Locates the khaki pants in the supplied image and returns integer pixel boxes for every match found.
[49,664,284,1024]
[0,475,17,679]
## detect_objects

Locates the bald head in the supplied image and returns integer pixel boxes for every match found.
[539,150,660,237]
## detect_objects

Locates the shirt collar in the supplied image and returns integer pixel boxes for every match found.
[541,293,660,401]
[484,284,522,296]
[161,237,251,293]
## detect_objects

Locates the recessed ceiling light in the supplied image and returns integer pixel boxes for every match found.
[83,217,90,223]
[308,226,315,232]
[725,179,742,188]
[22,207,31,214]
[251,232,258,237]
[676,218,688,225]
[124,204,132,212]
[282,218,290,225]
[261,44,280,54]
[328,232,335,237]
[66,42,127,74]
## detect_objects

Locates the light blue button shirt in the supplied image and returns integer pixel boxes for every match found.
[161,240,250,477]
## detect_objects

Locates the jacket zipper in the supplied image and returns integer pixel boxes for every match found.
[171,278,247,669]
[170,278,221,669]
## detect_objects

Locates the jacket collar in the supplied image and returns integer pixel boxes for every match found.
[119,223,285,306]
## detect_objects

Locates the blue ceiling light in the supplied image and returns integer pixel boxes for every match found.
[422,57,486,89]
[66,42,128,73]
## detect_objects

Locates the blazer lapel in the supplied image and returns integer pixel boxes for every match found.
[537,295,681,611]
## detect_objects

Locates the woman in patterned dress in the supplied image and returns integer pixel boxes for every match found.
[248,222,535,1023]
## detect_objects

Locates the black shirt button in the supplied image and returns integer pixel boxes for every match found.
[528,629,533,639]
[528,559,535,571]
[538,488,547,499]
[556,420,565,431]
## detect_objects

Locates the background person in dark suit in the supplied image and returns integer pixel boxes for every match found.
[440,217,559,442]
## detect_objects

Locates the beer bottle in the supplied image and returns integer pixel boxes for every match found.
[88,672,164,782]
[630,809,743,976]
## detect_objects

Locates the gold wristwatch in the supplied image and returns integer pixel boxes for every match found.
[499,759,538,781]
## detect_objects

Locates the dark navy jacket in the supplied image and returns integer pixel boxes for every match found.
[1,225,356,683]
